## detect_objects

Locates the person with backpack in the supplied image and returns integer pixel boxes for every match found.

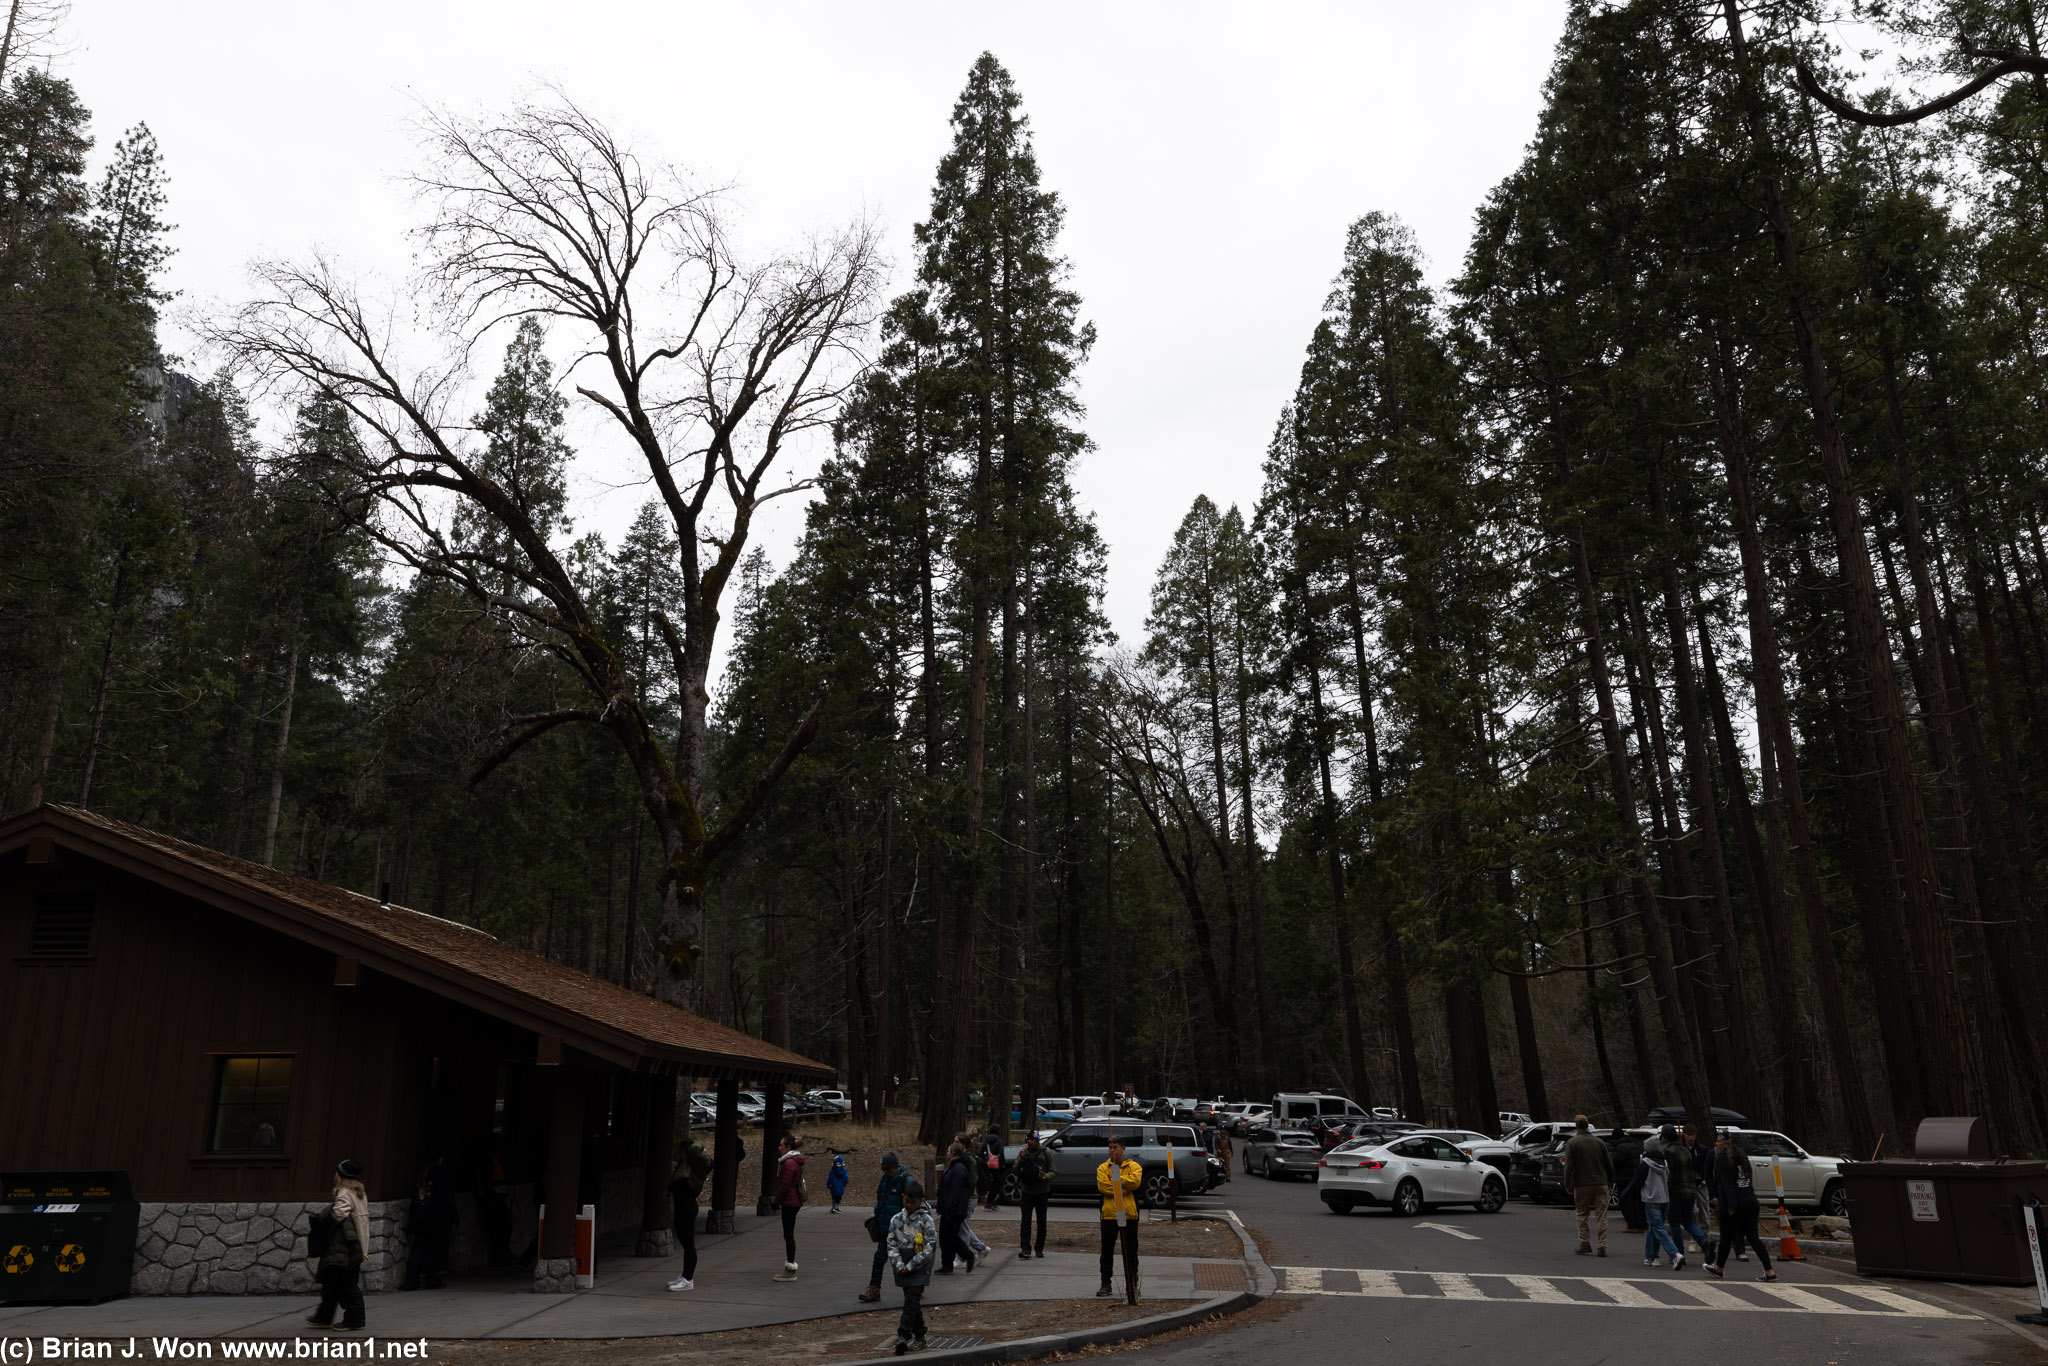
[977,1124,1005,1212]
[1663,1124,1711,1257]
[667,1136,711,1292]
[306,1159,371,1331]
[827,1152,850,1213]
[887,1178,938,1356]
[861,1150,910,1303]
[1014,1132,1052,1258]
[772,1132,805,1281]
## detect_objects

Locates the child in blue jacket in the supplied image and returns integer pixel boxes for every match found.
[827,1152,850,1212]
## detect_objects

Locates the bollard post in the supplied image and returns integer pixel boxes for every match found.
[1167,1146,1177,1222]
[2021,1198,2048,1327]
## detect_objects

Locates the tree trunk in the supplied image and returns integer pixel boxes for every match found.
[261,624,302,867]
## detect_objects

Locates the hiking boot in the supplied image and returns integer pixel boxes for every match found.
[1034,1250,1045,1258]
[774,1262,798,1282]
[1576,1243,1591,1255]
[1596,1248,1606,1257]
[892,1337,907,1357]
[909,1337,927,1352]
[1096,1280,1113,1297]
[859,1285,881,1302]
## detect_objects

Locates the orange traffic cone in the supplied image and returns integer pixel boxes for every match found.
[1777,1201,1805,1261]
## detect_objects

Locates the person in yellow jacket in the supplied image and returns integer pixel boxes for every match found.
[1095,1137,1142,1298]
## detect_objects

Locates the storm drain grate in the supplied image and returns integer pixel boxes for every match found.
[877,1336,988,1351]
[1194,1262,1247,1291]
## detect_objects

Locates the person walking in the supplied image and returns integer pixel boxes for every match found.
[860,1150,910,1303]
[1638,1140,1685,1269]
[772,1132,805,1281]
[828,1152,850,1213]
[1610,1128,1645,1232]
[888,1178,938,1355]
[978,1124,1005,1212]
[1664,1125,1710,1257]
[1708,1134,1775,1280]
[1015,1132,1052,1258]
[1561,1116,1613,1257]
[1096,1136,1142,1299]
[667,1136,710,1292]
[936,1142,977,1274]
[306,1159,371,1331]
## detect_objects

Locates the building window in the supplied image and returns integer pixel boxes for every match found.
[29,892,94,955]
[210,1056,293,1153]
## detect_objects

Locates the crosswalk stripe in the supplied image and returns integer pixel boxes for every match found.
[1590,1279,1667,1308]
[1272,1268,1966,1318]
[1430,1272,1489,1300]
[1831,1285,1952,1318]
[1665,1280,1753,1310]
[1755,1282,1860,1313]
[1504,1274,1576,1304]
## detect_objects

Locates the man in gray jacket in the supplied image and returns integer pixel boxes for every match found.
[1561,1116,1614,1257]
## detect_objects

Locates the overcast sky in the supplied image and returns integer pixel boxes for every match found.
[64,1,1576,660]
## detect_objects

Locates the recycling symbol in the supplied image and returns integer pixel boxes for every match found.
[2,1244,31,1274]
[55,1244,85,1273]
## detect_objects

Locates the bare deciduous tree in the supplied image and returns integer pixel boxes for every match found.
[214,94,883,1001]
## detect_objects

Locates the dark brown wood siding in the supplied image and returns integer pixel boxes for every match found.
[0,849,540,1204]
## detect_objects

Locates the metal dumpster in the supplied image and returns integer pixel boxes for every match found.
[0,1172,140,1304]
[1841,1119,2048,1285]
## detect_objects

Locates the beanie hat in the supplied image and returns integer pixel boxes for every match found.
[336,1158,364,1180]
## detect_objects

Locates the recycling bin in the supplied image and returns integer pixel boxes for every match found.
[0,1172,140,1303]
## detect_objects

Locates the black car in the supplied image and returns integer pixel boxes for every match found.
[1509,1136,1567,1200]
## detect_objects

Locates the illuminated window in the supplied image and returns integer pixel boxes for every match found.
[210,1056,293,1153]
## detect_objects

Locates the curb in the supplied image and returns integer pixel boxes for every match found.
[823,1214,1273,1366]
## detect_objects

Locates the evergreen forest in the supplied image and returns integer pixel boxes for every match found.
[6,1,2048,1154]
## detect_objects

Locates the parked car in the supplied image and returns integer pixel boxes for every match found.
[1508,1136,1561,1200]
[1216,1103,1269,1135]
[1411,1128,1516,1175]
[1498,1111,1532,1131]
[1319,1133,1508,1216]
[1723,1129,1847,1215]
[1245,1127,1325,1180]
[1271,1092,1370,1126]
[999,1120,1208,1208]
[1505,1120,1580,1153]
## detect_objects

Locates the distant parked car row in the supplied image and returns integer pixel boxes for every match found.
[685,1087,855,1127]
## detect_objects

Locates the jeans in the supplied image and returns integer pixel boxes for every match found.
[1098,1220,1138,1289]
[311,1264,364,1328]
[1667,1196,1709,1253]
[780,1204,799,1263]
[1644,1202,1681,1262]
[896,1281,926,1341]
[1019,1193,1049,1254]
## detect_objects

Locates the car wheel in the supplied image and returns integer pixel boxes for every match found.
[1822,1180,1847,1219]
[1000,1171,1022,1206]
[1392,1178,1423,1218]
[1477,1177,1506,1213]
[1140,1171,1172,1209]
[1607,1186,1621,1210]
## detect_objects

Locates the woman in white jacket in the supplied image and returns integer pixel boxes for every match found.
[308,1159,372,1330]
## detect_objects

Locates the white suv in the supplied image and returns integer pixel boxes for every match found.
[1723,1129,1846,1215]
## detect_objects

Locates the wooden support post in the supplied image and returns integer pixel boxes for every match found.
[708,1078,740,1234]
[538,1066,585,1283]
[758,1084,784,1215]
[637,1072,677,1256]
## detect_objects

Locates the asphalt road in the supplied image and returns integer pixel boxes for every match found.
[1124,1165,2048,1366]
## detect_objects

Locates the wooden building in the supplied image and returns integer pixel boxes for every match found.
[0,805,829,1294]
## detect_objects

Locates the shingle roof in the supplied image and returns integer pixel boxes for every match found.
[1,804,832,1081]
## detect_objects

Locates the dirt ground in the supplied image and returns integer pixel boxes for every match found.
[1034,1217,1243,1259]
[424,1297,1203,1366]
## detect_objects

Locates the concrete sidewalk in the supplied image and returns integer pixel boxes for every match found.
[0,1204,1254,1341]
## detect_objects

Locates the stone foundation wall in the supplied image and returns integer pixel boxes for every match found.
[128,1169,641,1295]
[130,1200,406,1296]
